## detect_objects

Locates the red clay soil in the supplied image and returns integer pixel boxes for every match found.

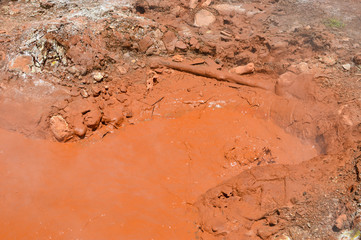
[0,0,361,240]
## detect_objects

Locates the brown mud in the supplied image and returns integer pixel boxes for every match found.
[0,0,361,239]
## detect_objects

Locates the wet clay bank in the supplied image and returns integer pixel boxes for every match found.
[1,0,361,239]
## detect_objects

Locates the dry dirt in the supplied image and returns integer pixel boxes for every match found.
[0,0,361,239]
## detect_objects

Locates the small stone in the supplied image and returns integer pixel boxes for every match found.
[230,63,255,75]
[298,62,310,73]
[120,84,127,93]
[123,108,133,118]
[50,115,71,142]
[84,109,102,130]
[175,41,187,50]
[189,0,198,9]
[342,63,351,71]
[202,0,212,7]
[213,4,246,15]
[116,94,127,103]
[334,214,347,231]
[189,37,198,46]
[40,0,55,9]
[92,86,101,97]
[71,114,87,138]
[117,65,128,75]
[162,31,178,53]
[9,55,33,73]
[93,71,104,82]
[320,56,336,66]
[80,89,89,98]
[172,55,184,62]
[138,36,154,53]
[102,106,124,127]
[353,54,361,65]
[194,10,216,27]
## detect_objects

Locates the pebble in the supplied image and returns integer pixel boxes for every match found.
[172,55,184,62]
[84,109,102,130]
[50,115,71,142]
[230,63,255,75]
[9,55,33,73]
[80,89,89,98]
[71,115,87,138]
[353,54,361,65]
[334,214,347,230]
[93,71,104,82]
[342,63,351,71]
[117,65,128,75]
[138,36,153,53]
[194,10,216,27]
[175,40,187,50]
[39,0,55,9]
[162,31,178,53]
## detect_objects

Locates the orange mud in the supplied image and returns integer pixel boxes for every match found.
[0,107,316,239]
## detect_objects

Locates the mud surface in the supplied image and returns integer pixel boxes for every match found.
[0,0,361,239]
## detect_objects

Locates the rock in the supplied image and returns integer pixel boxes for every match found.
[40,0,55,9]
[172,55,184,62]
[342,63,351,71]
[65,99,93,115]
[80,89,89,98]
[202,0,212,7]
[319,56,336,66]
[138,36,154,53]
[102,105,124,127]
[189,37,198,46]
[93,71,104,82]
[84,109,102,130]
[92,86,101,97]
[117,65,128,75]
[189,0,198,9]
[230,63,255,75]
[162,31,178,53]
[50,115,71,142]
[9,55,33,73]
[175,40,187,50]
[123,108,133,118]
[70,114,87,138]
[194,10,216,27]
[120,84,127,93]
[353,54,361,65]
[298,62,310,73]
[334,214,347,231]
[116,94,127,103]
[213,4,246,15]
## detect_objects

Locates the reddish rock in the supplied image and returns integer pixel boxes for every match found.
[50,115,71,142]
[84,108,102,130]
[138,36,154,53]
[69,114,87,138]
[162,31,178,53]
[9,55,33,73]
[230,63,255,75]
[175,41,187,50]
[189,37,198,46]
[334,214,347,230]
[353,54,361,65]
[40,0,55,9]
[102,105,124,127]
[194,10,216,27]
